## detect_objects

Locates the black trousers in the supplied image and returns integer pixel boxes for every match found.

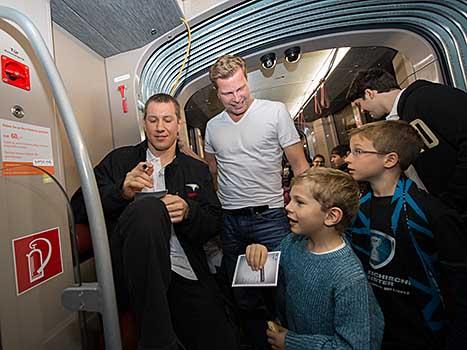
[110,197,239,350]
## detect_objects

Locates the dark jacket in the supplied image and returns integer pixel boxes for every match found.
[71,140,222,288]
[397,80,467,216]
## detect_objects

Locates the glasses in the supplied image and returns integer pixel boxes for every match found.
[349,149,388,157]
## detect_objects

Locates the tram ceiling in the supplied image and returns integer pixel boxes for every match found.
[139,0,466,105]
[51,0,183,57]
[184,46,398,132]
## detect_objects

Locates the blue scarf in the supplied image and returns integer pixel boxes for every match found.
[347,177,448,333]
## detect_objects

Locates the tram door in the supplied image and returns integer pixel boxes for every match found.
[0,1,78,349]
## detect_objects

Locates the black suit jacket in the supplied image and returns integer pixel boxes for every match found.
[397,80,467,216]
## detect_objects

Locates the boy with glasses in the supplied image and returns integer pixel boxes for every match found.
[346,120,467,349]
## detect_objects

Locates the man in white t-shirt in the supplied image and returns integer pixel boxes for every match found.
[204,54,309,350]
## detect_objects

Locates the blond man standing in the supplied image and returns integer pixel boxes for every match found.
[204,55,309,349]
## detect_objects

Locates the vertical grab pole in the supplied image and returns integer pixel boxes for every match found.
[0,6,122,350]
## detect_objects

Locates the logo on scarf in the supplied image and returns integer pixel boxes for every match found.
[369,230,396,269]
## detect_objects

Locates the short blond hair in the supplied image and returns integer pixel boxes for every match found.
[349,120,423,171]
[291,167,360,232]
[209,55,247,87]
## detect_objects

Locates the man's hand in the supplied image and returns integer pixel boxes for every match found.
[245,244,268,271]
[161,194,190,223]
[122,162,154,200]
[267,328,287,350]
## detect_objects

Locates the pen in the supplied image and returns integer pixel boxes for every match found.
[260,267,265,282]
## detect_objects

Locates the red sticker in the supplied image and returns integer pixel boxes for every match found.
[12,228,63,295]
[1,55,31,91]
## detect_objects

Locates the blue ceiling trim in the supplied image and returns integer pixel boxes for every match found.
[140,0,467,100]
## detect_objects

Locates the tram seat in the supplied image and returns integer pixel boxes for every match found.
[76,223,94,262]
[98,310,138,350]
[117,311,138,350]
[76,223,138,349]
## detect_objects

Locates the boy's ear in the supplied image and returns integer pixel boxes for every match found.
[324,207,343,227]
[383,152,399,169]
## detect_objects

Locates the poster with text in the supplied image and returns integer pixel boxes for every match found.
[1,119,54,176]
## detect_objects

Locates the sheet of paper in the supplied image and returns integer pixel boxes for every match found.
[1,119,54,176]
[232,251,281,287]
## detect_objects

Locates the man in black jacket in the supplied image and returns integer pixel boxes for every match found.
[347,68,467,220]
[72,93,238,350]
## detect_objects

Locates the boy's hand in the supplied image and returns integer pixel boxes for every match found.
[245,244,268,271]
[267,327,287,350]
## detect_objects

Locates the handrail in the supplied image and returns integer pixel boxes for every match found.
[0,6,121,350]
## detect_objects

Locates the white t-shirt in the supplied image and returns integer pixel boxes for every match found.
[204,99,300,209]
[310,240,346,255]
[145,150,198,280]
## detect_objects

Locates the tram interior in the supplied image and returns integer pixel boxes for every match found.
[0,0,460,349]
[185,46,404,165]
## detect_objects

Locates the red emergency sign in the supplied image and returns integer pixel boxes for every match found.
[12,227,63,295]
[1,55,31,91]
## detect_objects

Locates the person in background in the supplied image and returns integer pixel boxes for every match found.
[346,120,467,349]
[246,167,384,350]
[311,154,325,168]
[204,54,309,349]
[330,145,350,172]
[346,68,467,220]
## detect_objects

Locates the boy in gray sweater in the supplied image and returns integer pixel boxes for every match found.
[246,168,384,349]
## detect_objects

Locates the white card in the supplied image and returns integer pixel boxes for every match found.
[232,251,281,287]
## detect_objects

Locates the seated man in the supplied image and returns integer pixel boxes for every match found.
[71,93,238,350]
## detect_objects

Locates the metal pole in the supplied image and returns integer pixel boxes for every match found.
[0,7,121,350]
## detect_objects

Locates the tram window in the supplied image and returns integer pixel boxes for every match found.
[188,127,199,154]
[333,105,357,145]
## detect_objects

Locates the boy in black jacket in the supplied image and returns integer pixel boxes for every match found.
[72,93,238,350]
[346,120,467,349]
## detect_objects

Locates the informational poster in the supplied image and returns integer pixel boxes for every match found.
[12,227,63,295]
[0,119,54,176]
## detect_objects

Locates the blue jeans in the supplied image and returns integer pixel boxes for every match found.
[222,208,289,349]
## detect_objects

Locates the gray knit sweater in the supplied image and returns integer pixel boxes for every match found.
[277,234,384,350]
